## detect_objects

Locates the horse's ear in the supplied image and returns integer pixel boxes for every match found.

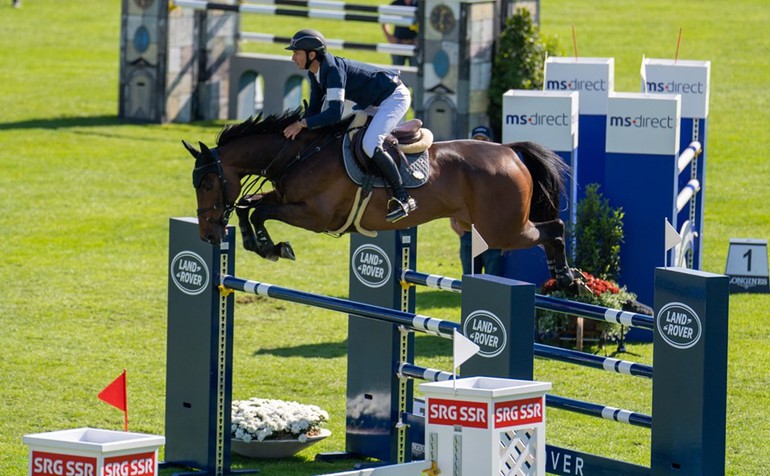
[199,142,213,157]
[181,140,200,159]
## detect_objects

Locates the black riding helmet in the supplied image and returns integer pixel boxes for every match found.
[285,29,327,54]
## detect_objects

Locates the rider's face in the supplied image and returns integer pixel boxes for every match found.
[292,50,308,69]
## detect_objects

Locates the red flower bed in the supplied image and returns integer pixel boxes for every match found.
[541,272,619,295]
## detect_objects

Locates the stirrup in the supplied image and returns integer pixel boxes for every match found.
[385,196,417,222]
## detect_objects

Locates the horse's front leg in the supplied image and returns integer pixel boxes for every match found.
[247,194,298,262]
[236,194,263,253]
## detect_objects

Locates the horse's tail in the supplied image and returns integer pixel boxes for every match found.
[508,141,568,222]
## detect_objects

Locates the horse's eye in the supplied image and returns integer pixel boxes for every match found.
[203,176,215,191]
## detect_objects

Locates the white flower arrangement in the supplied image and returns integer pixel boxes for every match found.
[231,398,329,443]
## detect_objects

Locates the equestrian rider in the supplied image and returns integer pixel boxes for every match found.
[282,29,417,223]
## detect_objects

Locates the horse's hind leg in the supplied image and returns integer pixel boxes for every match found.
[520,219,581,292]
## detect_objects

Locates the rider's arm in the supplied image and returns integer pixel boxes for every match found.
[304,65,346,130]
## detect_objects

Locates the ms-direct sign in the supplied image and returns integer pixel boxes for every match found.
[427,396,544,429]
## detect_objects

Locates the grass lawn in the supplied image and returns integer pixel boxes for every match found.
[1,0,769,475]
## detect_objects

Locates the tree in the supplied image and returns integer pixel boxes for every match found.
[488,8,560,140]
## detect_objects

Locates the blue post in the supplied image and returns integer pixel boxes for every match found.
[164,217,237,474]
[346,229,416,463]
[460,274,535,380]
[651,267,728,475]
[604,92,681,309]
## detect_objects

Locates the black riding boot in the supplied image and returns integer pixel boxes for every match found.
[369,146,417,222]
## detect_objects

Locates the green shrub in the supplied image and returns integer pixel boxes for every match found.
[488,8,560,140]
[538,184,637,346]
[572,183,625,281]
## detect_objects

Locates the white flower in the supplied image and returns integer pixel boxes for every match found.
[231,398,329,442]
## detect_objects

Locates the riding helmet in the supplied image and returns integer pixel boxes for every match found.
[285,29,327,53]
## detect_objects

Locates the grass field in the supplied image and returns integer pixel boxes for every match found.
[1,0,769,475]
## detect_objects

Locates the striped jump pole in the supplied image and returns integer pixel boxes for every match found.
[239,32,416,57]
[172,0,417,25]
[221,275,459,337]
[403,269,655,330]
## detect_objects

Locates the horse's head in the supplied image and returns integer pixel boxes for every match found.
[183,140,236,245]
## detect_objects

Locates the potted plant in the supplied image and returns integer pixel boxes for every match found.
[230,398,330,459]
[537,184,648,349]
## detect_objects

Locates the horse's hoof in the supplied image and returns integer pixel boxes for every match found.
[573,279,594,297]
[241,237,257,252]
[279,242,295,261]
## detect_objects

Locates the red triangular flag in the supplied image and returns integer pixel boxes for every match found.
[98,370,127,411]
[98,370,128,431]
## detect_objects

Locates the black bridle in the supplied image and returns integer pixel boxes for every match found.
[192,147,235,227]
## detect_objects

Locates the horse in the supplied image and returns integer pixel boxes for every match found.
[184,109,583,291]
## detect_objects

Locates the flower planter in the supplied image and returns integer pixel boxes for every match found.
[231,429,331,459]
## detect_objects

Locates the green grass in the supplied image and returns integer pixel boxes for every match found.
[1,0,769,474]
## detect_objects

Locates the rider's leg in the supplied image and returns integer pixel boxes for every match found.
[362,83,415,222]
[369,146,416,222]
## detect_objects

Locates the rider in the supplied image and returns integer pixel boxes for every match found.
[282,29,417,223]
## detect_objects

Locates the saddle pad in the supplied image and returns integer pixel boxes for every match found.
[342,133,430,189]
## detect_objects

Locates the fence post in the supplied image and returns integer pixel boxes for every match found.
[651,267,728,475]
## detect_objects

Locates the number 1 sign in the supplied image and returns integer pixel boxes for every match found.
[725,239,769,293]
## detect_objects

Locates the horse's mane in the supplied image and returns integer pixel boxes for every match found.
[216,108,303,147]
[216,108,355,147]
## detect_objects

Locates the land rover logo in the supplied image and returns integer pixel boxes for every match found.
[462,310,507,358]
[657,302,701,349]
[171,251,210,295]
[351,244,391,288]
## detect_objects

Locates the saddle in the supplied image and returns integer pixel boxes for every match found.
[331,113,433,238]
[344,112,433,188]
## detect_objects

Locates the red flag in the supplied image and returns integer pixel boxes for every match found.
[98,370,128,431]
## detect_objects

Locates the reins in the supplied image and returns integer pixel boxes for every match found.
[236,129,347,209]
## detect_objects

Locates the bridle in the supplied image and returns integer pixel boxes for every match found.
[192,147,235,227]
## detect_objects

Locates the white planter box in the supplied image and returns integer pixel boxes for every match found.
[23,428,165,476]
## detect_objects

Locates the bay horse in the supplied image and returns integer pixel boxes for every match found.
[185,109,582,291]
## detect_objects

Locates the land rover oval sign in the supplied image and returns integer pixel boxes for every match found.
[462,310,507,358]
[657,302,702,349]
[171,251,210,295]
[351,244,391,288]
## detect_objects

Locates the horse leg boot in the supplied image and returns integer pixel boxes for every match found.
[236,194,263,253]
[369,146,417,222]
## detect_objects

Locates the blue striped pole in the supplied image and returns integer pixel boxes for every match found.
[534,343,653,379]
[401,269,462,292]
[397,362,454,382]
[546,395,652,429]
[402,269,655,330]
[221,275,460,338]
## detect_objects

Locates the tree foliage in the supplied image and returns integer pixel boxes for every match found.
[488,8,560,140]
[572,184,625,281]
